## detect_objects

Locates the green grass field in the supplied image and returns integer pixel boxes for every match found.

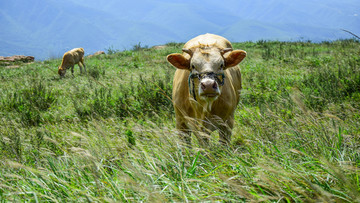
[1,40,360,202]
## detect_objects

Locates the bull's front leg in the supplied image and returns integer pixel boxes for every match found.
[219,126,232,145]
[199,120,217,147]
[180,129,192,147]
[218,117,234,145]
[78,64,83,74]
[81,58,86,73]
[71,65,75,76]
[196,130,210,147]
[177,122,192,147]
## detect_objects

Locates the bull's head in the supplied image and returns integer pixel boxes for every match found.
[58,67,66,77]
[167,46,246,104]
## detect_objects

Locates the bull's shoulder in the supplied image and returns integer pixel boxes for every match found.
[76,48,85,55]
[62,51,73,59]
[172,69,195,117]
[212,67,242,116]
[225,66,242,90]
[172,69,190,98]
[74,48,85,56]
[173,69,190,82]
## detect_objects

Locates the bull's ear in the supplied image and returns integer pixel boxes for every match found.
[167,53,190,69]
[224,50,246,68]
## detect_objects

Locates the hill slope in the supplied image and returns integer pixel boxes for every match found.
[0,40,359,201]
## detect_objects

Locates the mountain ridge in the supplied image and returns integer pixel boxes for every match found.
[0,0,359,60]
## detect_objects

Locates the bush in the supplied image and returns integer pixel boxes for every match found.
[2,81,57,126]
[301,57,360,111]
[73,73,173,120]
[132,42,148,51]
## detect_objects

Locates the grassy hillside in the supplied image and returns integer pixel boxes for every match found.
[0,40,360,202]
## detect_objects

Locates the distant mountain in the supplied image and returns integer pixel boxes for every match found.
[0,0,359,60]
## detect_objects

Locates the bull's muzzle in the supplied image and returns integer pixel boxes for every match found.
[188,72,225,101]
[200,78,220,97]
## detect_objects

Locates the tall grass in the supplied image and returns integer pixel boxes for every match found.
[0,40,359,201]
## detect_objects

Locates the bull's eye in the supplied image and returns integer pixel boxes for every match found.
[191,65,195,70]
[220,64,224,69]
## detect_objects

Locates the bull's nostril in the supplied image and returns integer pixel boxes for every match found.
[201,83,206,90]
[213,82,218,89]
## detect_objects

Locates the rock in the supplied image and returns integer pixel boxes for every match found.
[152,45,167,50]
[88,51,105,58]
[0,55,35,63]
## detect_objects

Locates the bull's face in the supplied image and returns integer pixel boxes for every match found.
[167,46,246,103]
[190,49,225,101]
[58,67,66,77]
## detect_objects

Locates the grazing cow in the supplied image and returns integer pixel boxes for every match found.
[167,34,246,146]
[58,48,86,77]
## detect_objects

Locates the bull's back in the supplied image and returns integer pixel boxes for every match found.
[63,48,84,64]
[70,48,84,61]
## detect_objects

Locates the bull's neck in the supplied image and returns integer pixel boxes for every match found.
[191,98,215,119]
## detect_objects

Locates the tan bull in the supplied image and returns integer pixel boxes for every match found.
[58,48,86,77]
[167,34,246,146]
